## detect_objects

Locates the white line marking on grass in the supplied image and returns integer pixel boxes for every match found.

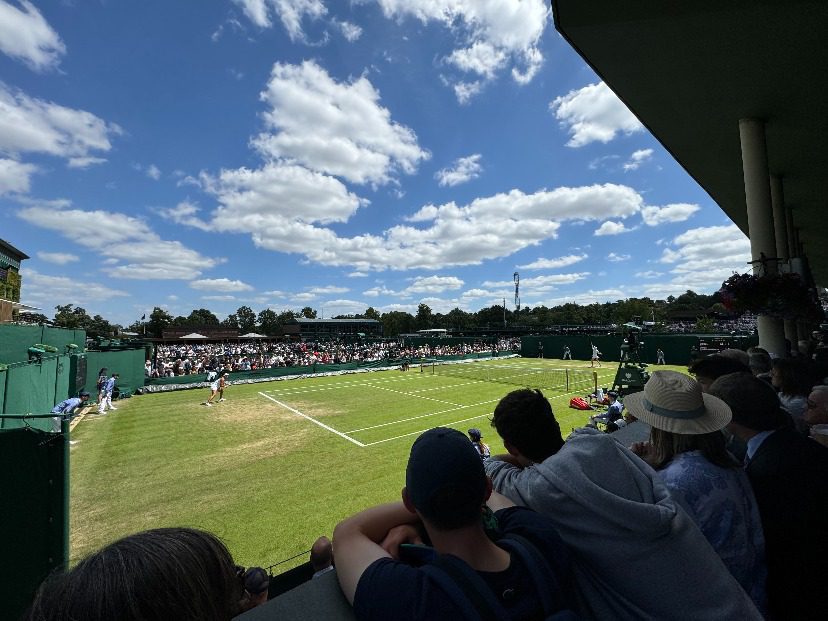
[345,398,499,434]
[363,413,492,446]
[263,375,422,397]
[259,392,365,447]
[370,384,462,407]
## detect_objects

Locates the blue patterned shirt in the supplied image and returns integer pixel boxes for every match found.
[658,451,767,613]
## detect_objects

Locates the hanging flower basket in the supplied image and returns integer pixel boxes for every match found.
[718,272,823,322]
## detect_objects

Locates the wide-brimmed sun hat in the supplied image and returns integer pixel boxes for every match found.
[624,370,732,434]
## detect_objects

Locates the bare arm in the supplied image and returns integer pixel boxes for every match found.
[486,490,516,512]
[333,502,420,605]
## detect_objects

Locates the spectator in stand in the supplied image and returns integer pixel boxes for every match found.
[805,384,828,428]
[708,372,828,621]
[626,371,767,612]
[25,527,244,621]
[466,428,490,460]
[489,389,564,466]
[98,373,118,414]
[239,567,270,611]
[484,394,763,620]
[333,427,576,621]
[748,351,773,384]
[310,536,334,579]
[770,358,812,432]
[688,355,750,392]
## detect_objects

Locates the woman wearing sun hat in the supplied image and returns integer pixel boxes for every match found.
[626,370,767,614]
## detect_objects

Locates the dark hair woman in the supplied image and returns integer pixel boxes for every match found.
[26,528,244,621]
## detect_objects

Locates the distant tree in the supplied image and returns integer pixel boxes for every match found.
[300,306,318,319]
[257,309,280,335]
[277,310,298,324]
[53,304,91,330]
[364,307,381,321]
[147,307,174,337]
[445,307,472,331]
[186,309,219,325]
[382,310,415,337]
[235,306,257,332]
[222,314,240,329]
[87,314,116,339]
[19,313,49,325]
[415,303,433,330]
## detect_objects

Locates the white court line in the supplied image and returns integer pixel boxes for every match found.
[363,413,492,447]
[259,392,365,447]
[262,374,423,397]
[345,397,499,434]
[371,384,462,407]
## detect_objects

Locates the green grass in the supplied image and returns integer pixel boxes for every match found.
[69,357,687,570]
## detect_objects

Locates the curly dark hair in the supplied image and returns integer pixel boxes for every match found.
[490,388,563,463]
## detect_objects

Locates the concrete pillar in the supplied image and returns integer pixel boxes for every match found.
[770,175,798,346]
[739,119,786,355]
[785,207,796,259]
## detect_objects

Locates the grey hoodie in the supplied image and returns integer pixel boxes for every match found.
[485,428,762,620]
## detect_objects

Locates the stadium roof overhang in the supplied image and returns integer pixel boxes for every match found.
[552,0,828,285]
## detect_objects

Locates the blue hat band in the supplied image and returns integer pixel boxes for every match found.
[643,398,706,420]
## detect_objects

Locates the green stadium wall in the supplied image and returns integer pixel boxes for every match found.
[83,349,147,397]
[520,333,758,366]
[0,325,85,364]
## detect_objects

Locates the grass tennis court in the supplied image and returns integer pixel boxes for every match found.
[69,357,685,571]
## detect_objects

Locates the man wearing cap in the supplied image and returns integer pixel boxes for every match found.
[50,391,90,433]
[467,428,490,460]
[333,427,575,621]
[484,388,763,620]
[708,372,828,621]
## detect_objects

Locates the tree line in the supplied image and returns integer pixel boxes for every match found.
[24,290,727,339]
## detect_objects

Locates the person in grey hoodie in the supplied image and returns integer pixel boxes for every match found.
[485,388,762,620]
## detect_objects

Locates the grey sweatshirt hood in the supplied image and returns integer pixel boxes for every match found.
[486,427,762,620]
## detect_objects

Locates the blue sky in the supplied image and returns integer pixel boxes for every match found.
[0,0,751,326]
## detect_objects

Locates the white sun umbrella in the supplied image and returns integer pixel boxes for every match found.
[180,332,208,339]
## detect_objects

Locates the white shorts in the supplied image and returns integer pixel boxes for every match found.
[210,381,219,391]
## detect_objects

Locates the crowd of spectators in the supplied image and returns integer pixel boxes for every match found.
[148,338,521,377]
[663,313,758,334]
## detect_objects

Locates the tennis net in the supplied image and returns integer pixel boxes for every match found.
[432,361,596,394]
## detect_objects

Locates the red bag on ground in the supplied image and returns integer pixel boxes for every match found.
[569,397,593,410]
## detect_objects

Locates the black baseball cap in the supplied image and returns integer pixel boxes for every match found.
[467,428,482,440]
[405,428,487,523]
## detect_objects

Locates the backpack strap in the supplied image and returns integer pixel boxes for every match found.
[420,555,505,621]
[498,533,576,620]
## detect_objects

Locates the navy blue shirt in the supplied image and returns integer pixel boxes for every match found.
[353,507,572,621]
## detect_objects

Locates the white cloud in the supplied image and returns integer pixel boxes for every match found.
[518,254,587,270]
[0,83,121,164]
[461,288,491,298]
[338,20,362,41]
[483,272,590,298]
[435,153,482,187]
[634,270,663,279]
[623,148,653,171]
[233,0,326,41]
[641,203,700,226]
[17,204,221,280]
[348,271,368,278]
[0,1,65,71]
[146,164,161,180]
[66,156,107,169]
[195,182,644,272]
[293,292,317,302]
[594,221,631,236]
[550,82,643,147]
[531,288,626,307]
[252,60,430,185]
[374,0,549,101]
[642,224,751,295]
[607,252,630,262]
[202,294,238,302]
[406,275,464,294]
[0,157,36,194]
[157,200,212,231]
[363,285,396,298]
[21,269,128,308]
[307,285,349,294]
[37,251,78,264]
[190,278,254,292]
